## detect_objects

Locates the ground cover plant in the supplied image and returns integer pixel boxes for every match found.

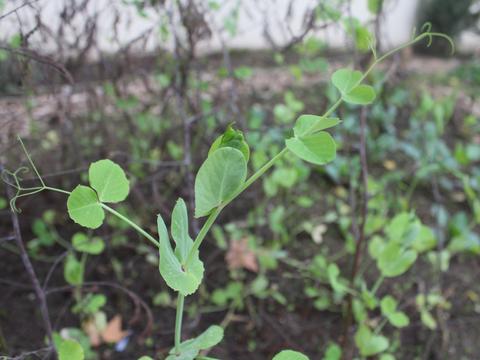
[2,26,459,359]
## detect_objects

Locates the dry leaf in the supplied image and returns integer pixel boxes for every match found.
[101,315,129,343]
[83,318,102,347]
[226,237,258,272]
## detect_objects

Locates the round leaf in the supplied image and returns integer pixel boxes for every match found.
[194,147,247,218]
[67,185,105,229]
[59,339,84,360]
[273,350,309,360]
[331,68,362,94]
[72,232,105,254]
[286,132,336,165]
[343,84,376,105]
[89,159,130,203]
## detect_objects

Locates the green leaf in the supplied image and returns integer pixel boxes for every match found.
[323,343,341,360]
[273,350,309,360]
[343,84,376,105]
[194,147,247,217]
[388,312,409,328]
[354,325,389,357]
[209,125,250,162]
[58,339,84,360]
[331,68,376,105]
[380,295,397,315]
[377,243,417,277]
[293,115,340,138]
[67,185,105,229]
[176,325,224,353]
[286,132,336,165]
[73,294,106,314]
[171,198,193,263]
[88,159,130,203]
[138,357,154,360]
[331,68,362,94]
[158,215,204,296]
[72,233,105,255]
[64,254,84,286]
[380,296,410,328]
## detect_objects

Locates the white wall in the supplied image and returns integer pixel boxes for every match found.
[0,0,476,57]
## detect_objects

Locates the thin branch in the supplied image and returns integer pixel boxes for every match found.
[5,185,55,355]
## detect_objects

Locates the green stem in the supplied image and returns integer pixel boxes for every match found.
[174,294,185,354]
[372,275,385,295]
[101,204,160,248]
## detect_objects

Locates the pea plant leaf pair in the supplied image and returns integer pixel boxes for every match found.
[67,159,130,229]
[158,198,204,296]
[286,114,338,166]
[331,68,376,105]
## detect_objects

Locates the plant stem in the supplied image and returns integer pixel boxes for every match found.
[174,294,185,354]
[101,204,160,247]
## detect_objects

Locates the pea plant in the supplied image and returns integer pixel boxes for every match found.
[5,29,452,360]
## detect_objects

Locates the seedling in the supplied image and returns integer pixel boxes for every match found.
[4,29,453,359]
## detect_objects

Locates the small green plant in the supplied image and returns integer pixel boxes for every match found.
[4,29,453,359]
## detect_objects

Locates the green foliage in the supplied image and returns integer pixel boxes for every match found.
[293,115,340,138]
[286,132,336,165]
[64,254,84,286]
[58,339,84,360]
[380,296,410,328]
[194,147,247,217]
[331,69,376,104]
[354,325,389,357]
[167,325,224,360]
[67,185,105,229]
[72,232,105,254]
[67,159,130,229]
[209,125,250,162]
[273,350,309,360]
[369,213,437,277]
[158,208,204,296]
[88,159,130,203]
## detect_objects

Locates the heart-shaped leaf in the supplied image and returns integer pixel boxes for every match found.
[273,350,309,360]
[286,132,336,165]
[59,339,84,360]
[158,215,204,296]
[293,115,340,138]
[195,147,247,218]
[354,325,389,357]
[72,232,105,255]
[89,159,130,203]
[171,198,194,263]
[67,185,105,229]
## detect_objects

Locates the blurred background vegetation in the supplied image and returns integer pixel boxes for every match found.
[0,0,479,359]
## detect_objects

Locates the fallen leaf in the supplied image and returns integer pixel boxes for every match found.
[83,318,102,347]
[101,315,129,343]
[226,237,258,272]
